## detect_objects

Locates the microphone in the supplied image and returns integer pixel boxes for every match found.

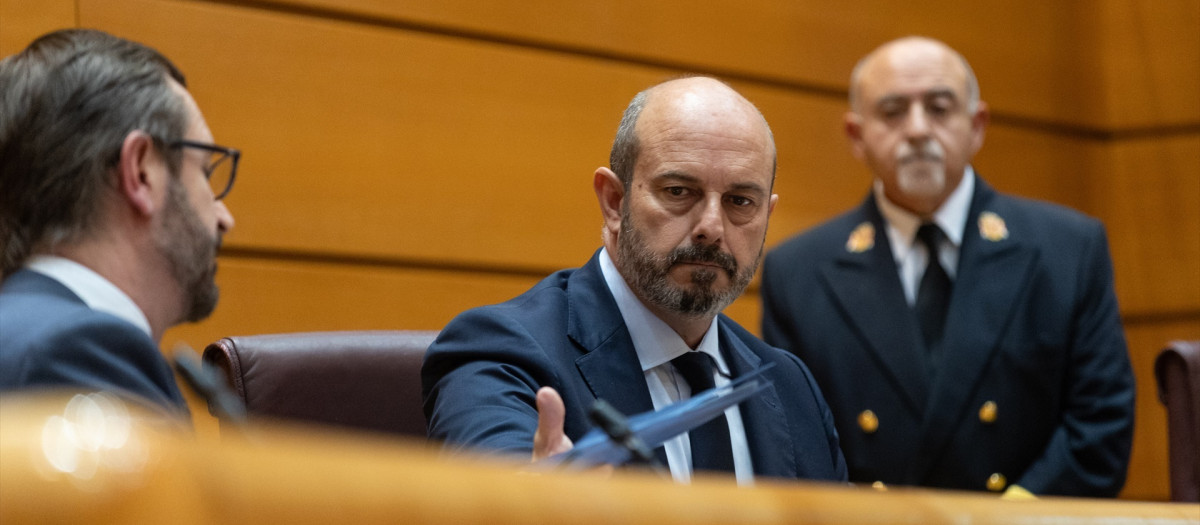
[587,399,657,466]
[172,344,247,426]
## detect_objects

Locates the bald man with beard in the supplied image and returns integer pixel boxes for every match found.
[423,77,847,484]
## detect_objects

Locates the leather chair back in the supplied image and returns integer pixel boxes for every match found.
[1154,340,1200,502]
[202,330,438,437]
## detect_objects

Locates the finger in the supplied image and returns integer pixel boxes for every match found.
[532,386,572,461]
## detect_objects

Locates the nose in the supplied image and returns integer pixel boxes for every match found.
[215,200,235,233]
[905,103,931,140]
[692,193,725,245]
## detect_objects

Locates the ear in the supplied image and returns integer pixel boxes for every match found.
[593,167,625,238]
[116,131,165,217]
[968,100,990,156]
[844,111,866,161]
[767,193,779,218]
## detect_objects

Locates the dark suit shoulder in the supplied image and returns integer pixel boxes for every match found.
[982,192,1105,238]
[0,282,185,411]
[768,207,871,263]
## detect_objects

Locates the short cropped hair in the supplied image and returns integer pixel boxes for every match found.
[0,29,190,276]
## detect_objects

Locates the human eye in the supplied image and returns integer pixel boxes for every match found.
[876,98,907,119]
[926,94,957,117]
[726,194,755,207]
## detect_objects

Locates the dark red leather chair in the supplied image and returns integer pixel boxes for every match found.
[202,330,438,438]
[1154,340,1200,502]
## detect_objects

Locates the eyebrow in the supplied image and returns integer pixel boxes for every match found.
[876,87,960,107]
[654,171,768,196]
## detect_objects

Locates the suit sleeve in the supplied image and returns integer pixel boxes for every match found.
[421,308,556,456]
[785,352,850,481]
[16,317,187,414]
[1016,226,1135,496]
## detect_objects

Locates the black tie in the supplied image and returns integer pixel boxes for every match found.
[915,223,952,353]
[671,351,735,473]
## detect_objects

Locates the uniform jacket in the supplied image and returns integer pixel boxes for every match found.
[761,178,1134,496]
[0,269,187,412]
[423,250,848,481]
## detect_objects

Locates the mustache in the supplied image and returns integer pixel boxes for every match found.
[898,141,943,163]
[668,243,738,277]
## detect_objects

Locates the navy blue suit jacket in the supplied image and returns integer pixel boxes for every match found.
[761,178,1134,496]
[0,269,187,413]
[422,250,847,481]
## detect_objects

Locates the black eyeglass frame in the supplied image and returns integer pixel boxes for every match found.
[168,139,241,200]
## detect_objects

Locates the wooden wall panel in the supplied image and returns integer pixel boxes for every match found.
[3,0,1195,502]
[38,0,1124,275]
[0,0,75,56]
[1096,0,1200,129]
[1119,318,1200,500]
[1094,135,1200,316]
[254,0,1200,130]
[80,0,645,271]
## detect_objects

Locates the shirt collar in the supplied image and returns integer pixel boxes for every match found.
[598,248,724,374]
[25,255,153,338]
[874,166,975,263]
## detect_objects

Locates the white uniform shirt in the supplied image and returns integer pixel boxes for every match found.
[873,167,975,305]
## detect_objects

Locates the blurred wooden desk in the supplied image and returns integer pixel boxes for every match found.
[2,393,1196,524]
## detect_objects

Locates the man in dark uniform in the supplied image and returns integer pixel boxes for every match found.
[761,36,1134,497]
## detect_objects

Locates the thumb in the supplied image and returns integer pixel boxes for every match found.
[532,386,573,461]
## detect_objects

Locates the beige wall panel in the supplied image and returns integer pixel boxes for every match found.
[1097,0,1200,129]
[1093,135,1200,316]
[0,0,75,56]
[262,0,1200,130]
[1119,317,1200,500]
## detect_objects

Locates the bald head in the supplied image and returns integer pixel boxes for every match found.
[850,37,979,115]
[609,77,776,191]
[843,37,989,216]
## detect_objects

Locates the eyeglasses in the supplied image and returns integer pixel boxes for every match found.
[169,139,240,200]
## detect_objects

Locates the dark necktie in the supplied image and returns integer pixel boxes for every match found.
[671,351,735,473]
[915,223,952,352]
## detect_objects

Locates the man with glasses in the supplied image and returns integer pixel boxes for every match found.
[0,29,238,414]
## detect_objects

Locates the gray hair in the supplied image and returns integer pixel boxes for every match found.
[608,89,650,192]
[0,29,189,276]
[848,37,980,114]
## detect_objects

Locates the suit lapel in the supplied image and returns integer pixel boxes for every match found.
[567,252,666,464]
[908,181,1038,481]
[719,321,797,478]
[820,199,930,415]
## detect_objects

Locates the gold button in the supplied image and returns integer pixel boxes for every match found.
[871,481,888,491]
[987,473,1007,492]
[858,410,879,434]
[979,401,998,424]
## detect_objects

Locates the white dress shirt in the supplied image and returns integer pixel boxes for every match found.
[26,255,152,337]
[598,248,754,485]
[874,167,975,305]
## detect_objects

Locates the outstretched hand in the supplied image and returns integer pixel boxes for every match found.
[532,386,574,462]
